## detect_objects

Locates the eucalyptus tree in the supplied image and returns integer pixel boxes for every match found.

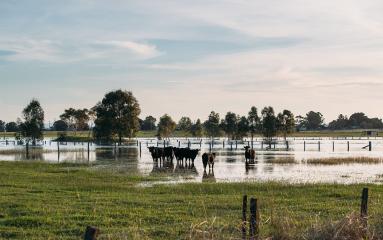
[60,108,90,131]
[0,120,5,132]
[190,119,204,137]
[236,116,249,139]
[157,114,176,138]
[20,99,45,145]
[305,111,324,130]
[222,112,238,139]
[248,106,260,143]
[277,110,295,139]
[261,106,277,141]
[141,116,157,131]
[93,90,141,144]
[177,117,192,132]
[204,111,221,138]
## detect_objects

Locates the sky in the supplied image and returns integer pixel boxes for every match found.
[1,0,383,124]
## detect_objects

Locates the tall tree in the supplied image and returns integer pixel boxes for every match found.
[74,109,90,130]
[60,108,90,131]
[248,106,260,142]
[60,108,77,130]
[177,117,192,132]
[261,106,277,141]
[190,119,204,137]
[204,111,221,138]
[157,114,176,138]
[305,111,324,130]
[20,99,45,145]
[0,120,5,132]
[277,110,295,139]
[236,116,249,139]
[141,116,157,131]
[93,90,141,144]
[222,112,238,139]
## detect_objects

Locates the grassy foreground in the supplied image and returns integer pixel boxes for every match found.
[1,162,383,239]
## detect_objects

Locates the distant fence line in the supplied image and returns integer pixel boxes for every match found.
[0,137,380,164]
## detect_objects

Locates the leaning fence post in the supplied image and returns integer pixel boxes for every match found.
[242,195,247,240]
[84,226,99,240]
[249,198,259,240]
[361,188,368,231]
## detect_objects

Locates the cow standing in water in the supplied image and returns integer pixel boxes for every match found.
[202,153,216,170]
[244,146,256,164]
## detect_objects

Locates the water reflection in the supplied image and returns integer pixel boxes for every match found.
[202,169,216,182]
[2,138,383,183]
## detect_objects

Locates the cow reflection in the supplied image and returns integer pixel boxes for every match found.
[174,161,198,176]
[151,161,174,175]
[245,162,257,174]
[202,169,216,182]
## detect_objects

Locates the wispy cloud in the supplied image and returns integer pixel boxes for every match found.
[95,40,161,59]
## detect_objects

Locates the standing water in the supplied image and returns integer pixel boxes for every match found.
[1,137,383,184]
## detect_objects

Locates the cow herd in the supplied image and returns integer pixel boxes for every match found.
[148,146,215,170]
[148,146,258,171]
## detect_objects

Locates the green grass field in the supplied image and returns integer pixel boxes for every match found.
[1,161,383,239]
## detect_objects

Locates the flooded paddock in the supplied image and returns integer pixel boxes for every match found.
[1,137,383,184]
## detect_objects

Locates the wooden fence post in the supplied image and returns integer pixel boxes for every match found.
[332,141,335,152]
[87,142,90,161]
[249,198,259,240]
[369,141,372,151]
[347,141,350,152]
[84,226,99,240]
[57,141,60,162]
[318,141,321,151]
[304,141,306,151]
[361,188,368,231]
[242,195,247,240]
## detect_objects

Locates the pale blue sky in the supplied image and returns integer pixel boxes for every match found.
[1,0,383,123]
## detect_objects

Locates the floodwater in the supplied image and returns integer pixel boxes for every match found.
[1,137,383,184]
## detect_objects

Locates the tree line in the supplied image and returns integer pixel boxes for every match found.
[1,89,383,145]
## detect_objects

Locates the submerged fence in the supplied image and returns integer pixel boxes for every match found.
[0,137,381,162]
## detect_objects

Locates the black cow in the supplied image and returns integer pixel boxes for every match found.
[202,153,216,170]
[173,147,200,164]
[148,147,161,161]
[148,147,174,162]
[185,149,199,164]
[244,146,255,163]
[163,146,174,161]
